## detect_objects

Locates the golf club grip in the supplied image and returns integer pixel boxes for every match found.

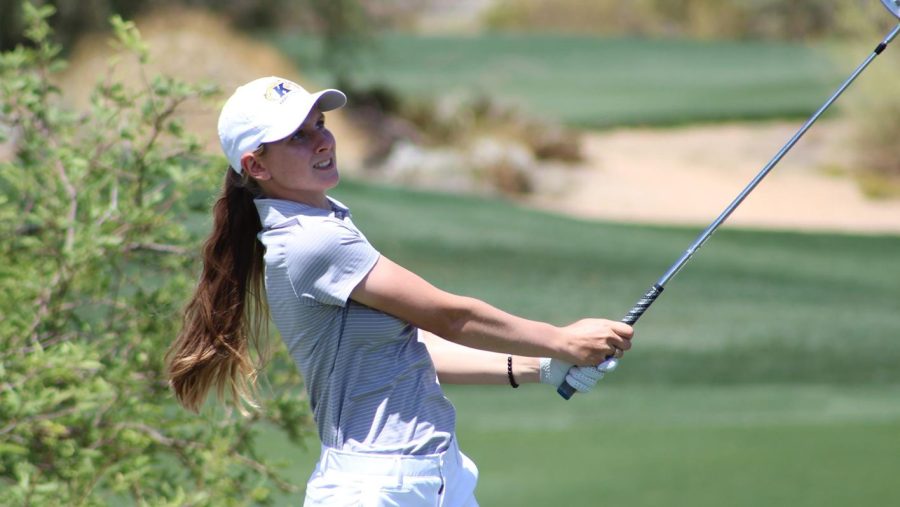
[622,283,664,325]
[557,284,664,400]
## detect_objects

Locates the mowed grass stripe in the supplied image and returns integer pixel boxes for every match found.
[447,386,900,507]
[270,33,846,127]
[450,387,900,506]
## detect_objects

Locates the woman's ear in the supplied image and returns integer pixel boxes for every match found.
[241,152,270,181]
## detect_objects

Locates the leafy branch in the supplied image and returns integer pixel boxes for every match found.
[1,4,312,506]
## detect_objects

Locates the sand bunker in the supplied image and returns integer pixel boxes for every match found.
[527,120,900,235]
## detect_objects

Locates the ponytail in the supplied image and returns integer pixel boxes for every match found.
[166,169,268,413]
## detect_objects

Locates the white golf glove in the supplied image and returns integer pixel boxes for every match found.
[539,358,619,393]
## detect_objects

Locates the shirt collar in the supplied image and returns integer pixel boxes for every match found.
[254,196,351,230]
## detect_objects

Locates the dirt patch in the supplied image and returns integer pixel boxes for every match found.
[526,120,900,235]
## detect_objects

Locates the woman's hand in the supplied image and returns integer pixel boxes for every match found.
[539,357,620,393]
[557,319,634,366]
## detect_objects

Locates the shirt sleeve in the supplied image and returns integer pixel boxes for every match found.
[283,219,380,307]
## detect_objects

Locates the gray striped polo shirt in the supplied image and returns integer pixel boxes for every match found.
[254,197,456,455]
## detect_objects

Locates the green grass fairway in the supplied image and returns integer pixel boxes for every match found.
[268,33,847,128]
[449,386,900,506]
[252,181,900,506]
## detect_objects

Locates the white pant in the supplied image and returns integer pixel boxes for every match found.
[303,438,479,507]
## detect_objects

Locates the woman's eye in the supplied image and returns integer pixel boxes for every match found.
[291,131,306,141]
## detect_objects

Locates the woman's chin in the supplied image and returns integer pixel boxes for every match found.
[321,168,340,188]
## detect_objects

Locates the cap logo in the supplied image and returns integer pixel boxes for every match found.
[264,80,299,102]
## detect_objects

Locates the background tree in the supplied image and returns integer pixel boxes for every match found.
[0,3,312,505]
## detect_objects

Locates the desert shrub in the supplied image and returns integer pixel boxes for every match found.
[833,1,900,196]
[483,0,846,41]
[396,92,583,163]
[0,4,311,505]
[338,84,582,195]
[849,71,900,197]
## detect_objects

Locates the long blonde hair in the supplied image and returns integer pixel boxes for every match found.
[166,168,268,413]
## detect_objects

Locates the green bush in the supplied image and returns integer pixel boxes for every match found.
[0,3,311,505]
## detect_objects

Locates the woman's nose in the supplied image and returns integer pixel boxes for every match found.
[315,131,333,152]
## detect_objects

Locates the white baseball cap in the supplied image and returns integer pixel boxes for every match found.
[217,76,347,174]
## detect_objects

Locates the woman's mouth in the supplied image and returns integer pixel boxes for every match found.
[313,158,333,170]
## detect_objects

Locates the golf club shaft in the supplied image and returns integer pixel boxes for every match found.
[558,23,900,400]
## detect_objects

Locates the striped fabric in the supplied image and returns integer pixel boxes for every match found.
[255,197,456,455]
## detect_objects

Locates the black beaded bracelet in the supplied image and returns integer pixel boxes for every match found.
[507,355,519,388]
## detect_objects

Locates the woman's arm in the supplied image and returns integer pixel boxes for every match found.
[350,255,633,367]
[418,329,540,385]
[419,329,614,392]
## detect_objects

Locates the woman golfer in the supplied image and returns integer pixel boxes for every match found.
[167,76,634,506]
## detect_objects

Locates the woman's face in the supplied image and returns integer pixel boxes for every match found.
[244,109,339,208]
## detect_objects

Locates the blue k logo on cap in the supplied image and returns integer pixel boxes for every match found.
[264,80,299,102]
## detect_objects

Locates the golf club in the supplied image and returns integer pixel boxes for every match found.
[559,2,900,400]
